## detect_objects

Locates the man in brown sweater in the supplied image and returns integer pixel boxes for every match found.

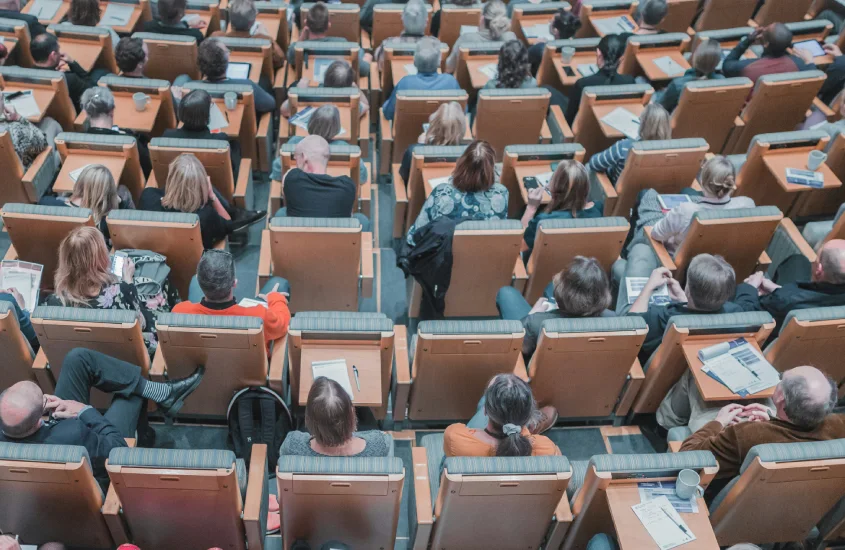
[680,365,845,479]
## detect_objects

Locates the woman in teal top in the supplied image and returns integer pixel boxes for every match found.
[521,160,603,258]
[482,40,538,90]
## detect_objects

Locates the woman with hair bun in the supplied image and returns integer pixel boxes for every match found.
[564,33,635,124]
[445,0,516,73]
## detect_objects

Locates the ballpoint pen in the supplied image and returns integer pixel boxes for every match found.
[661,507,690,539]
[352,365,361,392]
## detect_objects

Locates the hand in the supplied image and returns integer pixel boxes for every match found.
[49,399,87,420]
[206,176,216,200]
[0,535,21,550]
[738,403,772,423]
[300,27,311,41]
[715,403,745,427]
[748,27,765,42]
[526,187,544,208]
[59,51,74,65]
[122,258,135,283]
[297,77,310,88]
[172,86,185,100]
[42,393,60,414]
[417,131,427,144]
[56,60,69,72]
[795,47,815,64]
[258,282,289,299]
[645,267,672,291]
[665,277,685,302]
[824,44,842,57]
[0,287,25,309]
[3,104,19,122]
[758,277,781,296]
[529,297,550,314]
[188,17,207,29]
[744,271,765,289]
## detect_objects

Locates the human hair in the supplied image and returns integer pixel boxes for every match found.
[451,140,495,193]
[69,0,101,26]
[198,38,229,79]
[552,9,581,39]
[639,0,667,26]
[162,153,210,213]
[483,374,536,457]
[699,155,737,199]
[496,40,530,89]
[30,33,59,64]
[692,38,721,76]
[597,33,626,72]
[0,383,43,438]
[307,105,341,141]
[72,165,119,225]
[80,86,115,119]
[115,37,146,73]
[54,226,117,306]
[481,0,510,40]
[414,36,442,74]
[196,249,236,301]
[819,244,845,284]
[450,0,475,7]
[229,0,257,31]
[782,373,836,430]
[179,89,212,131]
[553,256,612,317]
[638,103,671,141]
[305,377,357,447]
[402,0,427,36]
[764,22,793,57]
[725,546,762,550]
[686,254,736,311]
[323,60,355,87]
[546,160,590,216]
[306,1,330,34]
[425,101,466,146]
[157,0,187,24]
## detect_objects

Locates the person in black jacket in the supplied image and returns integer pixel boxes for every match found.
[31,33,93,113]
[818,44,845,105]
[0,348,204,488]
[564,33,635,124]
[0,0,45,41]
[142,0,207,42]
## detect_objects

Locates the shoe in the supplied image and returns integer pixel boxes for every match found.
[227,230,249,247]
[269,494,279,513]
[137,424,157,448]
[156,366,205,419]
[266,511,280,534]
[229,209,267,232]
[528,406,558,435]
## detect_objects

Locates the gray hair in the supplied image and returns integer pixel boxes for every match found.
[782,373,837,430]
[228,0,257,31]
[414,36,441,74]
[80,86,115,119]
[639,0,668,25]
[197,249,236,301]
[820,244,845,284]
[686,254,736,311]
[402,0,427,36]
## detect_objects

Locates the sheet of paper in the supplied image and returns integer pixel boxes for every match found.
[313,58,333,84]
[632,496,696,550]
[101,3,134,26]
[653,55,686,77]
[478,62,498,80]
[239,298,268,308]
[428,175,451,189]
[403,63,418,75]
[0,260,42,311]
[626,277,671,305]
[534,171,554,188]
[68,163,94,182]
[638,481,699,514]
[5,91,41,119]
[600,106,640,139]
[524,23,553,40]
[701,341,779,396]
[576,63,598,76]
[290,105,314,131]
[208,101,229,132]
[592,15,635,35]
[460,24,478,35]
[250,20,262,35]
[30,0,62,20]
[716,49,730,72]
[312,359,354,399]
[181,13,201,23]
[226,61,251,80]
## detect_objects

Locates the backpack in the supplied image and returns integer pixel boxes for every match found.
[226,387,292,469]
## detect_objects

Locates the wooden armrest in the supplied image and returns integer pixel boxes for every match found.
[593,171,617,215]
[379,107,393,176]
[233,158,253,209]
[668,441,683,453]
[257,113,273,172]
[393,163,407,239]
[269,178,282,217]
[124,438,136,447]
[512,257,528,293]
[513,353,529,382]
[411,447,434,549]
[644,227,677,272]
[2,244,16,261]
[22,146,55,202]
[259,229,272,278]
[756,250,772,272]
[778,217,818,262]
[545,493,574,549]
[540,119,552,144]
[73,110,88,132]
[733,115,745,128]
[615,358,645,417]
[548,104,574,142]
[102,484,130,545]
[268,334,286,394]
[360,231,374,298]
[273,66,287,106]
[243,444,269,550]
[150,347,166,381]
[814,98,837,122]
[359,177,372,218]
[392,324,411,423]
[32,348,54,391]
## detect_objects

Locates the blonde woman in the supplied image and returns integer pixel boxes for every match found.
[658,38,724,113]
[399,101,467,185]
[445,0,516,73]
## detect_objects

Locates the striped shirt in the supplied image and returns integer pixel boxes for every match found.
[588,138,634,184]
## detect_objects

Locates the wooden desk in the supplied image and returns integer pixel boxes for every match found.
[555,52,599,91]
[22,0,70,25]
[514,164,555,206]
[466,58,497,89]
[518,15,554,46]
[53,154,127,195]
[390,59,418,88]
[606,484,719,550]
[682,338,776,403]
[228,52,264,84]
[56,39,103,73]
[98,2,142,34]
[112,93,161,134]
[256,14,281,44]
[636,50,691,83]
[762,151,843,194]
[211,98,245,139]
[592,103,645,139]
[1,85,55,124]
[421,165,455,197]
[590,14,638,37]
[292,105,354,142]
[184,11,213,37]
[298,345,383,407]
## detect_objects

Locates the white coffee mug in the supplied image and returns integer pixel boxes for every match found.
[561,46,576,63]
[675,469,704,500]
[808,150,828,171]
[224,91,238,111]
[132,92,150,112]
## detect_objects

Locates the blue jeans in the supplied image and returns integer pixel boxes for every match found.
[273,207,371,232]
[188,275,290,303]
[495,283,555,320]
[587,534,619,550]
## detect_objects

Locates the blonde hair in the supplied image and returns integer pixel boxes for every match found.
[425,101,466,146]
[639,103,671,141]
[162,153,210,213]
[482,0,510,40]
[700,155,737,199]
[54,225,117,306]
[71,164,119,224]
[546,160,590,215]
[692,38,721,76]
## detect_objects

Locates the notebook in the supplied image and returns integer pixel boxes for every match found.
[403,63,418,75]
[600,107,640,139]
[68,163,94,182]
[478,63,498,80]
[29,0,62,20]
[653,55,686,77]
[523,23,553,40]
[311,359,354,399]
[626,277,671,306]
[576,63,598,77]
[313,58,334,84]
[0,260,43,311]
[460,25,478,35]
[428,175,451,189]
[226,61,251,80]
[591,15,635,35]
[208,101,229,132]
[101,3,134,26]
[3,90,41,119]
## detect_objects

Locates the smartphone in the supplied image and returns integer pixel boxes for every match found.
[523,176,539,189]
[562,66,575,77]
[111,251,128,276]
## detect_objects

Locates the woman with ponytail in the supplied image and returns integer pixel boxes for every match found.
[443,374,560,457]
[564,33,635,124]
[445,0,517,73]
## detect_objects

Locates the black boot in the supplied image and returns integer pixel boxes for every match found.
[156,366,205,418]
[229,208,267,232]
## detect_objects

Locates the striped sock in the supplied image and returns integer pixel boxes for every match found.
[139,380,171,403]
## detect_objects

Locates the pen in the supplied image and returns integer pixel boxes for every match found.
[661,507,690,539]
[4,91,25,100]
[352,365,360,391]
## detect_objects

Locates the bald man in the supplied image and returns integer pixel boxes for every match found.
[722,23,815,88]
[745,239,845,335]
[680,366,844,480]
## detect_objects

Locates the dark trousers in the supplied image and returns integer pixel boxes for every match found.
[774,253,813,285]
[55,348,145,437]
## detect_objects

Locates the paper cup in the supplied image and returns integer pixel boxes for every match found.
[561,46,576,63]
[808,150,828,171]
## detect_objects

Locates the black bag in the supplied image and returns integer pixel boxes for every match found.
[226,387,292,469]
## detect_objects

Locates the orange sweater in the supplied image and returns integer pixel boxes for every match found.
[172,293,291,349]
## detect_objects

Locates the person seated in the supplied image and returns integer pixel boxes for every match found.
[211,0,284,70]
[723,24,815,89]
[79,86,152,178]
[443,373,560,457]
[588,103,671,185]
[430,0,479,37]
[744,239,845,335]
[0,93,48,171]
[0,0,43,38]
[0,283,37,353]
[658,37,723,113]
[286,2,371,77]
[483,39,537,90]
[173,249,291,348]
[627,255,761,364]
[31,34,94,113]
[585,535,761,550]
[383,37,461,120]
[817,44,845,106]
[44,226,178,354]
[281,59,369,120]
[399,100,467,186]
[445,0,516,73]
[0,348,204,488]
[68,0,120,51]
[115,37,148,78]
[497,256,615,358]
[280,377,391,457]
[139,153,264,249]
[633,0,667,34]
[39,164,133,247]
[142,0,207,42]
[175,38,276,114]
[0,537,67,550]
[374,0,427,71]
[564,33,635,124]
[528,9,580,76]
[521,160,602,259]
[406,139,508,246]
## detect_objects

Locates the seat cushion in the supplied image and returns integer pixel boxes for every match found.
[739,438,845,474]
[277,455,404,474]
[0,442,90,467]
[108,448,237,469]
[32,306,137,324]
[157,312,263,330]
